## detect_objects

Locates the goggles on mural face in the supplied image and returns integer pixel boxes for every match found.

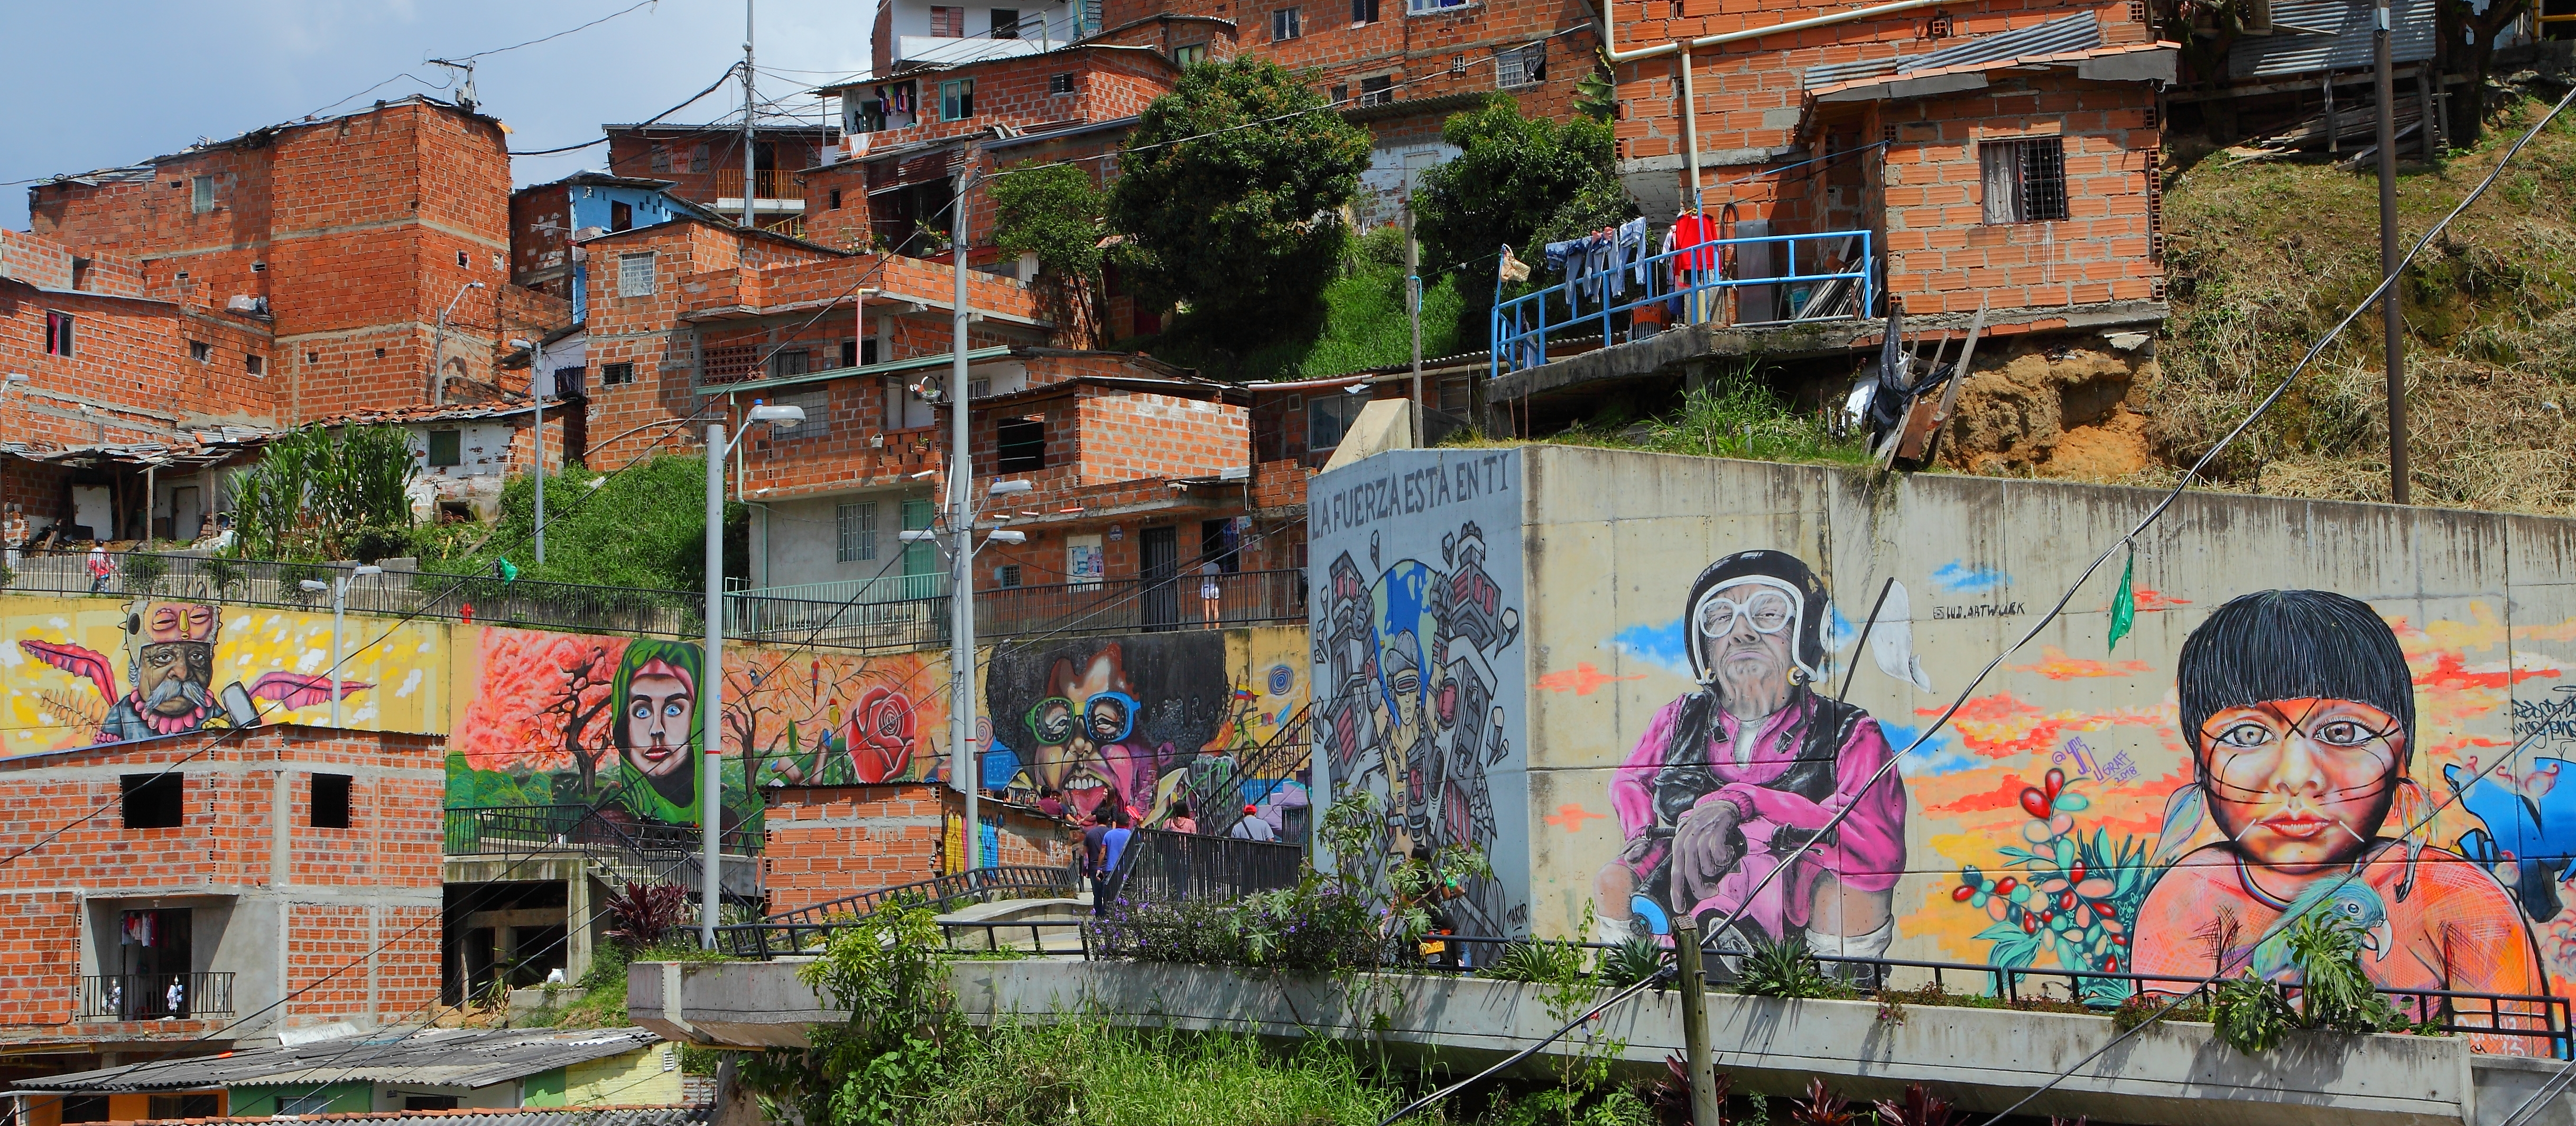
[1026,691,1139,745]
[1692,581,1800,640]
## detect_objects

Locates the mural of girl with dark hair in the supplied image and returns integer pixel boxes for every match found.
[605,638,708,826]
[1594,550,1906,959]
[2130,590,2547,1046]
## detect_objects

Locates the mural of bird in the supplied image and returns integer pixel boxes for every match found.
[2444,759,2576,922]
[2246,881,2391,983]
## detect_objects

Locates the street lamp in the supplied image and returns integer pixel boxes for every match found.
[296,564,383,728]
[511,338,550,566]
[699,401,804,947]
[430,282,487,407]
[905,474,1037,863]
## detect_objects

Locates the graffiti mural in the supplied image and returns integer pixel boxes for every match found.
[5,597,422,753]
[1311,448,1527,937]
[982,628,1310,825]
[1594,550,1906,962]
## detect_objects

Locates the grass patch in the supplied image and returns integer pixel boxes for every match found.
[923,1019,1402,1125]
[1141,255,1465,381]
[1442,366,1868,467]
[534,940,730,1030]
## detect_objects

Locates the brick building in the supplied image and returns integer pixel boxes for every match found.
[761,784,1072,918]
[601,116,838,235]
[0,726,445,1086]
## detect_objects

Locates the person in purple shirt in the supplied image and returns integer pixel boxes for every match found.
[1592,550,1906,963]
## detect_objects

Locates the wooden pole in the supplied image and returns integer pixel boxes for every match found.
[1674,917,1722,1126]
[2375,0,2410,505]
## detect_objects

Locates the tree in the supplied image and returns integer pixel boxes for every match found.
[2435,0,2528,146]
[1411,95,1627,341]
[990,160,1109,338]
[1107,56,1372,348]
[228,424,416,561]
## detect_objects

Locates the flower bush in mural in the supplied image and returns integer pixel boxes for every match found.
[1950,769,2151,1002]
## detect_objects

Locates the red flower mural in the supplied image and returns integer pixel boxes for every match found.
[849,686,916,783]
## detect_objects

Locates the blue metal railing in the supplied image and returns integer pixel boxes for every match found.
[1490,229,1875,379]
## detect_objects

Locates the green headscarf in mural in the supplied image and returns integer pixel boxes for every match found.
[608,638,707,827]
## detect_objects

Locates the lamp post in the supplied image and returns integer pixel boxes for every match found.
[700,402,806,947]
[3,374,29,568]
[903,478,1028,873]
[511,338,550,565]
[296,565,383,728]
[430,282,487,408]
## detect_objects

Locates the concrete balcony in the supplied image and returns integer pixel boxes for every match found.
[629,957,2565,1126]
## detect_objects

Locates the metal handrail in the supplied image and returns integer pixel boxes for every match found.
[716,865,1079,959]
[1489,228,1875,379]
[76,972,235,1020]
[1193,703,1311,840]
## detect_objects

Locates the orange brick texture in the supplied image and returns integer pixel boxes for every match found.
[0,725,446,1038]
[763,785,1079,917]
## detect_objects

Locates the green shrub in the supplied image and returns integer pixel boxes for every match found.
[1735,936,1838,1000]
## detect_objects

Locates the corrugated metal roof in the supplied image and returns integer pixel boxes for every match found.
[21,1028,669,1093]
[1805,12,2102,88]
[2227,0,2434,77]
[107,1106,707,1126]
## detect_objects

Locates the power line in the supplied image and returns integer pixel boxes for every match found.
[452,0,664,61]
[511,64,746,157]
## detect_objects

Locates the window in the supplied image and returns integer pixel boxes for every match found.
[649,145,672,173]
[828,188,844,210]
[1308,395,1361,452]
[279,1094,339,1116]
[619,252,657,296]
[191,175,215,214]
[1329,83,1348,104]
[428,430,462,467]
[1358,76,1394,106]
[996,416,1045,472]
[122,774,184,830]
[930,5,965,35]
[1452,53,1467,75]
[403,1097,460,1112]
[769,349,811,380]
[1050,72,1075,95]
[71,256,91,291]
[992,7,1022,36]
[554,366,586,398]
[603,361,636,386]
[691,143,711,173]
[996,563,1023,588]
[189,340,211,362]
[1272,6,1301,39]
[305,772,353,829]
[610,200,634,231]
[837,501,879,562]
[1980,137,2069,224]
[770,389,830,441]
[61,1097,109,1124]
[247,355,265,376]
[1174,43,1207,66]
[940,79,976,122]
[1496,42,1546,88]
[1353,0,1380,22]
[44,311,73,358]
[1405,0,1470,12]
[457,250,471,268]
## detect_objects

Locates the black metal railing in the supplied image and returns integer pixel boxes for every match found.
[715,864,1078,959]
[444,804,762,903]
[1419,938,2575,1058]
[1194,703,1311,843]
[77,972,234,1020]
[938,919,1090,957]
[727,568,1308,651]
[1104,826,1303,907]
[10,550,702,639]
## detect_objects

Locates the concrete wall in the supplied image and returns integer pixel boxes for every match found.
[1312,445,2576,1056]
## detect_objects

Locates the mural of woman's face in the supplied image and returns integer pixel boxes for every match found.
[1033,650,1131,801]
[623,669,696,779]
[2198,696,2404,872]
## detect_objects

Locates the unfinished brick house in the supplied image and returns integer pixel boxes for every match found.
[601,114,839,235]
[0,727,444,1087]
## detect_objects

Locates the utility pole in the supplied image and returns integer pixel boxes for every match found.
[703,421,727,946]
[2374,0,2408,505]
[741,0,758,229]
[1673,917,1721,1126]
[532,336,548,566]
[950,175,981,872]
[1405,202,1423,444]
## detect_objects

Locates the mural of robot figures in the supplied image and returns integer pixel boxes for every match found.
[1593,550,1907,961]
[1317,522,1522,936]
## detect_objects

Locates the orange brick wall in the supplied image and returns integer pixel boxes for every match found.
[762,785,947,916]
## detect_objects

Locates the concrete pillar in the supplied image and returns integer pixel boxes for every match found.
[564,871,595,986]
[271,765,293,1036]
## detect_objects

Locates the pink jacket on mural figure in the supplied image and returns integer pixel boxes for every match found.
[1608,690,1906,942]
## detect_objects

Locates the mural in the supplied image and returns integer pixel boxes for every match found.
[982,629,1311,826]
[4,597,427,753]
[1311,448,1528,936]
[1314,445,2576,1057]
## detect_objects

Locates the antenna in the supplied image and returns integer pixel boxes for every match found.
[427,58,479,114]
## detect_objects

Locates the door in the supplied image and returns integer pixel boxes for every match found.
[71,485,112,541]
[171,487,203,544]
[899,499,938,601]
[1140,526,1179,630]
[118,908,192,1018]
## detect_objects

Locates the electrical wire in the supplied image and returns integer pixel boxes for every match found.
[1380,83,2576,1126]
[511,64,745,157]
[451,0,663,61]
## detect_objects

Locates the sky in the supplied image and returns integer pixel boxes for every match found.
[0,1,874,230]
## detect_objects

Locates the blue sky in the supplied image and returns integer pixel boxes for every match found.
[0,1,873,230]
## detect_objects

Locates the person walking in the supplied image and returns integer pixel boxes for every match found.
[1229,804,1275,842]
[1198,560,1224,625]
[86,545,112,593]
[1096,811,1136,911]
[1083,817,1114,916]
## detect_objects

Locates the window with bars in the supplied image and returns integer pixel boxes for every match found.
[1358,75,1395,106]
[837,501,879,562]
[603,361,636,386]
[769,348,811,380]
[770,389,830,441]
[618,252,656,296]
[1979,137,2068,224]
[649,145,672,173]
[996,416,1046,471]
[191,176,215,214]
[1272,7,1301,39]
[1051,72,1075,94]
[1405,0,1470,13]
[691,144,711,173]
[1496,42,1545,88]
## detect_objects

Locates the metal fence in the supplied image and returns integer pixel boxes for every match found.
[444,804,762,902]
[727,567,1308,652]
[1106,826,1304,907]
[1491,228,1875,379]
[1195,704,1311,843]
[714,864,1078,959]
[77,972,234,1020]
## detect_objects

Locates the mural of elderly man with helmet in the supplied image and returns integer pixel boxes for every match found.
[1593,550,1906,962]
[20,599,358,747]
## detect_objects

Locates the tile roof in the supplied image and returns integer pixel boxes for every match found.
[97,1106,707,1126]
[19,1028,669,1093]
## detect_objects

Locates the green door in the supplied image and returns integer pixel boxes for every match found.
[900,498,938,600]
